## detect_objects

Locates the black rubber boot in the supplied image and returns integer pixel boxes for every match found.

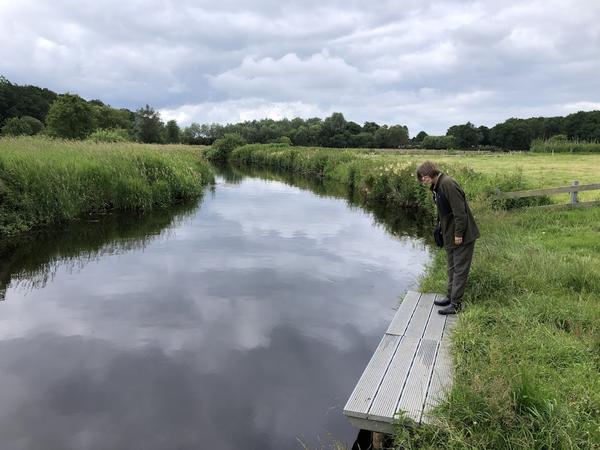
[434,296,451,307]
[438,303,460,315]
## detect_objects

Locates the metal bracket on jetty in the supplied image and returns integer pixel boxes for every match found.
[343,291,456,434]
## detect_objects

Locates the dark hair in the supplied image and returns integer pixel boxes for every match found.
[416,161,440,181]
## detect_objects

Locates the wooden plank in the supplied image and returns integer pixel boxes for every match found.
[367,337,420,422]
[421,339,453,424]
[495,182,600,199]
[344,334,401,419]
[396,339,439,423]
[403,294,434,338]
[386,291,420,336]
[422,312,457,423]
[423,294,448,341]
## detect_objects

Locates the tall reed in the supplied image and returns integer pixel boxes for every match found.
[0,137,214,236]
[531,138,600,153]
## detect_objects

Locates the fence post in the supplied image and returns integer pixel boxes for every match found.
[570,180,579,205]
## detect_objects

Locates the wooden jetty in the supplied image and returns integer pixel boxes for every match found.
[343,291,456,434]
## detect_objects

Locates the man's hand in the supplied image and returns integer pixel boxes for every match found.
[454,236,463,245]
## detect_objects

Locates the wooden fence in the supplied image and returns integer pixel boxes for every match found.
[495,181,600,208]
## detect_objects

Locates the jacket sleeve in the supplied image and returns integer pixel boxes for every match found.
[444,180,467,237]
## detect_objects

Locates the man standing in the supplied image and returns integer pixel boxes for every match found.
[417,161,480,315]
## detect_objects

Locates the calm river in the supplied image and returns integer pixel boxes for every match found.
[0,168,431,450]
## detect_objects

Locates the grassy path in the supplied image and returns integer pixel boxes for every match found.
[227,144,600,449]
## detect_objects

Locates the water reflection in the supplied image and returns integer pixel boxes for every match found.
[214,163,431,240]
[0,170,431,450]
[0,203,199,300]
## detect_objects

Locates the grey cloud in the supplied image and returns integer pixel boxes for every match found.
[1,0,599,133]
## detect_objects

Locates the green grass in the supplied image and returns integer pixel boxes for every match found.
[226,143,600,449]
[0,136,214,236]
[412,207,600,449]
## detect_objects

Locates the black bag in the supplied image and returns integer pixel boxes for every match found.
[434,224,444,248]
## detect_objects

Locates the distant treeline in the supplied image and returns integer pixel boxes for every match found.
[2,76,600,151]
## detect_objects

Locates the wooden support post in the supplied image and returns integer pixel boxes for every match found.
[570,180,579,205]
[372,432,386,450]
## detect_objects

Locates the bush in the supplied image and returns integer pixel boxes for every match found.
[206,133,246,161]
[87,128,132,143]
[274,136,292,145]
[1,116,44,136]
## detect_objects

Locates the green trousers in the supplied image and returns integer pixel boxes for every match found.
[446,241,475,306]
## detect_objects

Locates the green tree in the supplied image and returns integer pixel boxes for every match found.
[46,94,95,139]
[92,105,133,130]
[478,126,490,145]
[351,132,374,148]
[363,121,380,134]
[415,131,428,143]
[182,123,204,145]
[133,105,164,143]
[0,77,58,124]
[447,122,479,148]
[490,119,533,150]
[387,125,409,147]
[421,135,456,149]
[291,125,310,146]
[321,112,347,146]
[165,120,181,143]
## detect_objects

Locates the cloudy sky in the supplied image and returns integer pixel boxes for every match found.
[1,0,600,134]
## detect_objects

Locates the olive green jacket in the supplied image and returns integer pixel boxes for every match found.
[432,173,480,249]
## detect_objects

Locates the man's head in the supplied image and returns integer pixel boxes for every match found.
[416,161,440,185]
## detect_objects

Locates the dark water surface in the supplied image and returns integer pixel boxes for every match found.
[0,169,431,450]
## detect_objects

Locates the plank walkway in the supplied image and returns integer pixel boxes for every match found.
[343,291,456,434]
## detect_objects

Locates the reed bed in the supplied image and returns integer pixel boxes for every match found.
[531,138,600,153]
[0,136,213,236]
[230,144,545,212]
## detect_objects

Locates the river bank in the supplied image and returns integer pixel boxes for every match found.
[0,137,214,238]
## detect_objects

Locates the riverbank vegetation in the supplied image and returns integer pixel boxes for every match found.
[0,137,213,237]
[223,143,600,449]
[531,136,600,153]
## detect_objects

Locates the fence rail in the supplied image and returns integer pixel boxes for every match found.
[495,181,600,208]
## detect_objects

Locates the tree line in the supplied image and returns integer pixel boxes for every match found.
[2,76,600,150]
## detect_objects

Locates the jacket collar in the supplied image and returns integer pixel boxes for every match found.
[431,173,444,192]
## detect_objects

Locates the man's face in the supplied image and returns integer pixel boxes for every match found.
[419,175,434,185]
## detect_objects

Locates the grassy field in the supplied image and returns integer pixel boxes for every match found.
[365,150,600,203]
[0,137,214,237]
[227,144,600,449]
